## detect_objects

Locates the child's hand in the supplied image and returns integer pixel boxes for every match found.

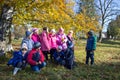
[36,61,41,65]
[61,38,64,42]
[36,62,39,65]
[38,61,41,64]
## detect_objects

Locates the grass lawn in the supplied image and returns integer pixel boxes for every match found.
[0,39,120,80]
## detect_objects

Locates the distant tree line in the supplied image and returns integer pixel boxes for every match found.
[107,15,120,40]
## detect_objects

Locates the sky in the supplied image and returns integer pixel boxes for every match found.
[101,0,120,32]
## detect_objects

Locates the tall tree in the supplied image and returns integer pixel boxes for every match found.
[0,0,99,54]
[0,0,39,52]
[12,0,98,36]
[0,1,14,53]
[95,0,119,42]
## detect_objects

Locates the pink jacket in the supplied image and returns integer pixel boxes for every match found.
[31,33,39,42]
[56,33,68,50]
[39,31,50,51]
[49,33,58,49]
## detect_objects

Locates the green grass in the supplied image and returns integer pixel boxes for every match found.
[0,40,120,80]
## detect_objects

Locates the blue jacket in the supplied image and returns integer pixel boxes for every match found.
[7,50,28,67]
[65,48,74,69]
[86,36,97,51]
[67,36,74,49]
[21,38,34,51]
[53,50,65,61]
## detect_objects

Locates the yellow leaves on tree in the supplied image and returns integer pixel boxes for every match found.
[2,0,99,36]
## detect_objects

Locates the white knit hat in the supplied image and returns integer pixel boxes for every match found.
[58,46,62,50]
[51,29,56,33]
[69,30,73,33]
[21,43,28,50]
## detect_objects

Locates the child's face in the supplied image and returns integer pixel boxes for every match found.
[44,28,48,33]
[34,31,38,34]
[28,34,32,39]
[21,48,27,54]
[51,32,55,35]
[57,48,62,52]
[86,33,90,38]
[36,47,41,51]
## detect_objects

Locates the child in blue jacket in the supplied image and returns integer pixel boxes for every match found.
[85,30,97,65]
[21,31,34,51]
[65,30,75,69]
[7,43,28,75]
[53,46,65,65]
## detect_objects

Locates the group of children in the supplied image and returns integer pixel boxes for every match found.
[7,27,75,75]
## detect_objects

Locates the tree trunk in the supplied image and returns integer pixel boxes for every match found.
[6,28,14,52]
[98,30,103,42]
[8,25,12,44]
[98,20,104,42]
[0,4,14,55]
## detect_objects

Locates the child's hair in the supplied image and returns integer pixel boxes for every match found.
[43,27,48,31]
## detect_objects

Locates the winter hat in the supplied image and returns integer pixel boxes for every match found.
[88,30,94,36]
[32,28,38,33]
[58,46,62,50]
[69,30,73,34]
[59,27,64,33]
[21,43,28,50]
[34,42,41,49]
[25,31,32,37]
[51,29,56,33]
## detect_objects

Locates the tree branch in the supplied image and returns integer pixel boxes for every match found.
[104,0,113,15]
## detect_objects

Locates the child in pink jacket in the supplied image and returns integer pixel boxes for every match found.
[31,28,39,42]
[39,27,50,61]
[49,29,58,61]
[56,27,68,52]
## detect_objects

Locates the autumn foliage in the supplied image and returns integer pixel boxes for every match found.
[0,0,99,37]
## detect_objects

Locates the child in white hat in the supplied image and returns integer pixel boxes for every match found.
[7,43,28,75]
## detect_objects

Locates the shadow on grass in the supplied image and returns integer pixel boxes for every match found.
[0,60,120,80]
[97,44,120,48]
[97,40,120,48]
[74,61,120,79]
[101,40,120,45]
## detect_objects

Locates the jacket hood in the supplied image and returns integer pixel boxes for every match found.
[88,31,94,36]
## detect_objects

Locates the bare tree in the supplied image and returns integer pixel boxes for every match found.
[95,0,120,42]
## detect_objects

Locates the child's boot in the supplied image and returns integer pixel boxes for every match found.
[13,67,20,75]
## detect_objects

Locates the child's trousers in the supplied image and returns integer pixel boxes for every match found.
[85,50,94,65]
